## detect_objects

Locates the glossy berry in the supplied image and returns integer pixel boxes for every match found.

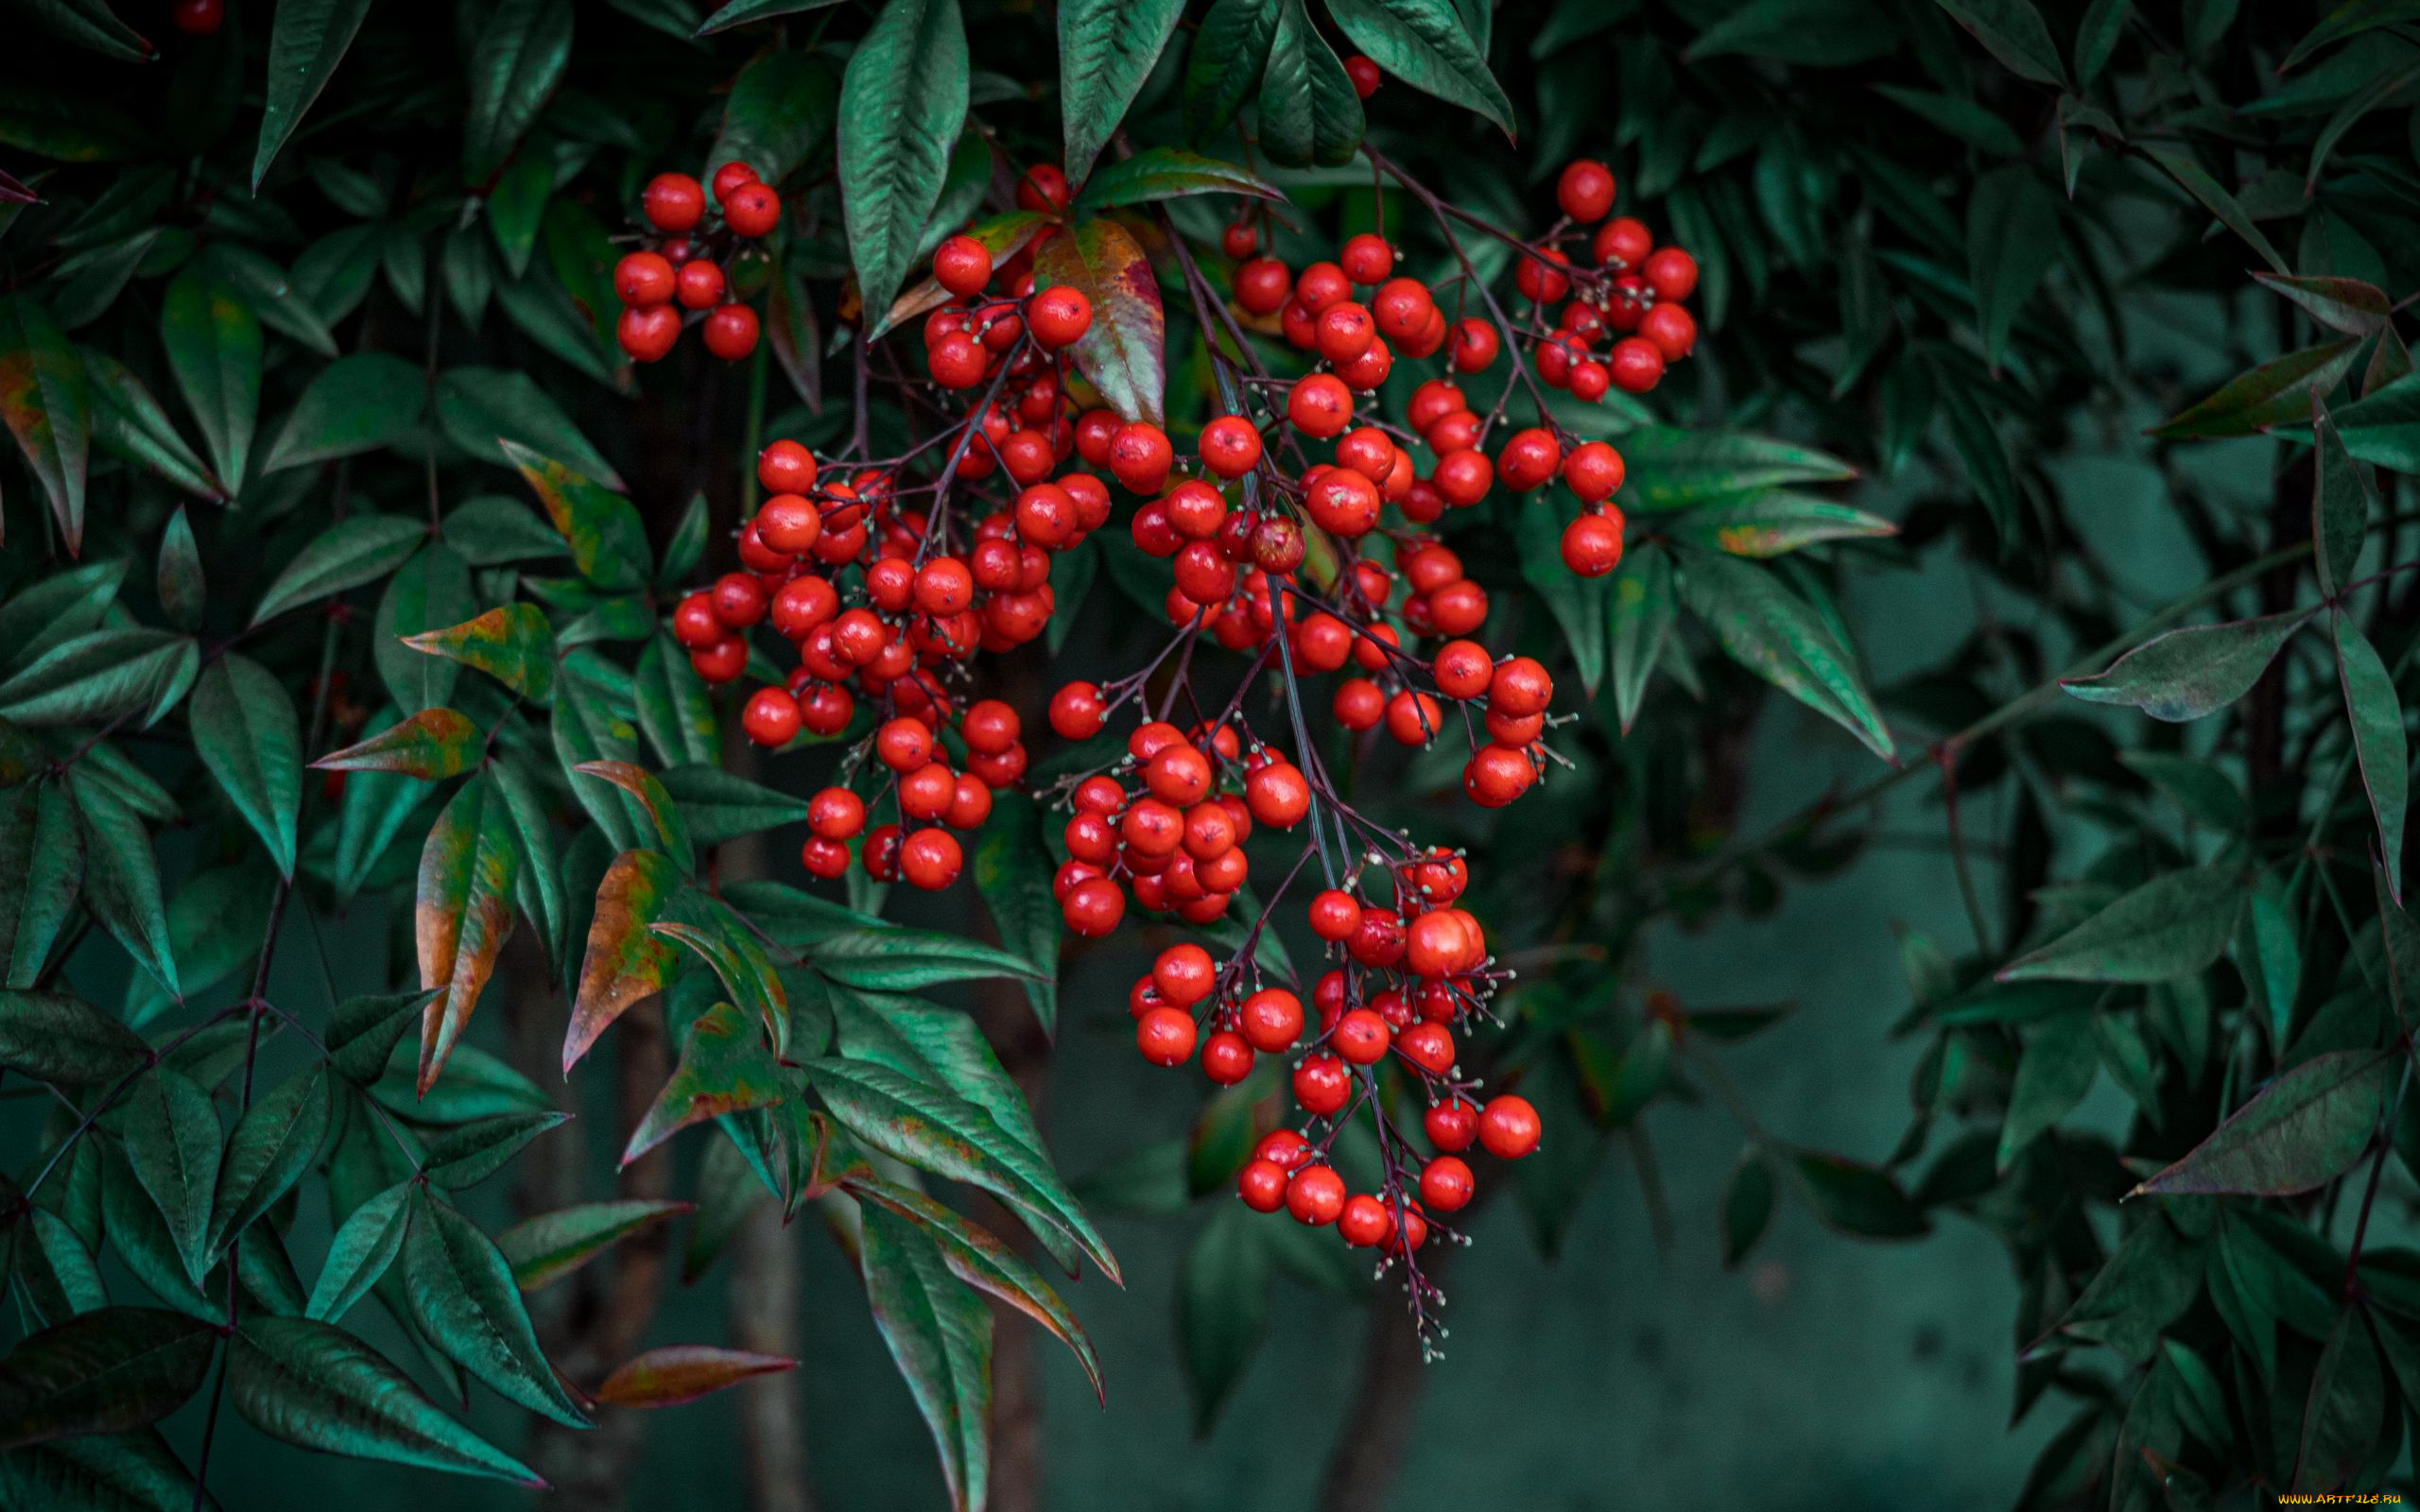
[1331,1008,1391,1064]
[933,234,992,297]
[675,259,727,310]
[1608,336,1666,394]
[723,182,781,238]
[741,687,801,747]
[1643,247,1699,301]
[711,161,759,201]
[1287,1164,1346,1225]
[1556,160,1616,222]
[642,173,706,232]
[1564,440,1625,503]
[1136,1005,1198,1066]
[1292,1054,1351,1117]
[1478,1094,1543,1160]
[614,251,676,307]
[1562,511,1624,576]
[1344,55,1381,98]
[172,0,224,33]
[1201,1030,1254,1085]
[1238,1160,1288,1211]
[1425,1098,1479,1153]
[1419,1156,1475,1212]
[617,305,680,363]
[1028,285,1093,348]
[703,304,760,361]
[759,439,817,494]
[1240,988,1304,1053]
[1016,163,1071,213]
[900,829,962,890]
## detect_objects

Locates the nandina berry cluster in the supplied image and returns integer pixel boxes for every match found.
[612,162,785,364]
[641,145,1693,1335]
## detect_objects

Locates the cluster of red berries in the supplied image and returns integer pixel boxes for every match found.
[918,232,1096,390]
[613,162,784,364]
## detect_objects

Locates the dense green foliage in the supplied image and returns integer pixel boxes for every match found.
[0,0,2413,1509]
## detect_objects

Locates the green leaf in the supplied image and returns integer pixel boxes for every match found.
[189,655,302,879]
[0,297,90,553]
[2334,614,2407,905]
[420,1110,568,1191]
[261,353,424,473]
[1516,492,1608,695]
[2137,145,2290,277]
[1933,0,2069,85]
[709,47,839,188]
[1684,0,1901,67]
[651,919,786,1052]
[0,629,195,729]
[1,786,83,989]
[1965,167,2057,369]
[1074,148,1283,213]
[655,764,807,848]
[1176,1204,1267,1433]
[153,509,204,635]
[0,1308,217,1451]
[1677,550,1893,760]
[1873,85,2027,156]
[1257,0,1364,169]
[446,494,571,567]
[462,0,573,185]
[2282,0,2420,72]
[1608,546,1675,734]
[492,268,621,387]
[313,707,483,781]
[1789,1150,1930,1238]
[576,760,692,867]
[632,635,718,767]
[1060,0,1188,182]
[207,1065,329,1262]
[434,367,619,488]
[228,1315,540,1484]
[0,990,145,1086]
[1667,491,1898,558]
[565,849,684,1072]
[1999,866,2243,983]
[375,545,475,714]
[115,1069,220,1284]
[2299,1301,2385,1490]
[2151,338,2361,440]
[2054,1212,2201,1361]
[2135,1048,2394,1196]
[503,441,650,593]
[72,768,178,1000]
[1183,0,1280,145]
[304,1180,411,1323]
[160,259,262,499]
[86,350,222,502]
[1616,427,1858,508]
[2335,370,2420,475]
[206,244,339,358]
[805,1055,1117,1281]
[405,605,556,704]
[973,792,1060,1036]
[847,1177,1102,1400]
[253,0,375,188]
[697,0,846,32]
[401,1192,588,1426]
[837,0,970,321]
[1032,217,1166,428]
[325,988,443,1087]
[497,1198,688,1291]
[624,1000,790,1163]
[0,1428,212,1510]
[858,1204,990,1512]
[2119,750,2246,831]
[2314,401,2372,596]
[251,514,429,626]
[1996,1011,2099,1168]
[18,0,151,60]
[1719,1149,1774,1267]
[415,770,522,1095]
[2060,610,2309,721]
[1326,0,1514,135]
[2256,272,2393,337]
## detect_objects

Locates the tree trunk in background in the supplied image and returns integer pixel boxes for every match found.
[507,930,675,1509]
[731,1201,815,1512]
[1316,1278,1435,1512]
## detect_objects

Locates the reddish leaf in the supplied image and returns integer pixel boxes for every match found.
[2149,338,2360,440]
[313,707,484,781]
[564,849,683,1074]
[2134,1049,2394,1197]
[0,298,90,555]
[593,1345,796,1408]
[416,770,522,1094]
[1031,217,1165,427]
[403,604,555,702]
[497,1199,690,1292]
[621,1001,790,1166]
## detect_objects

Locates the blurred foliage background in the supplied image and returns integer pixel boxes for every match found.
[1,0,2417,1508]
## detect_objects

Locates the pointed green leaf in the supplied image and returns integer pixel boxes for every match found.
[1608,545,1674,734]
[116,1069,220,1284]
[421,1110,569,1191]
[0,990,145,1086]
[1326,0,1514,135]
[1183,0,1281,145]
[252,0,375,188]
[433,367,619,488]
[623,1000,789,1164]
[2,783,84,989]
[160,259,261,496]
[972,792,1059,1036]
[462,0,574,185]
[374,543,474,713]
[207,1065,329,1261]
[837,0,970,320]
[189,654,302,879]
[2136,1049,2394,1196]
[1060,0,1188,182]
[0,629,195,729]
[496,1198,689,1292]
[71,768,178,999]
[1073,148,1282,213]
[404,604,556,704]
[415,770,522,1095]
[0,296,90,554]
[251,513,429,626]
[2137,145,2290,276]
[261,353,424,473]
[2334,613,2407,904]
[0,1308,217,1451]
[502,441,649,593]
[2000,866,2243,983]
[2151,338,2360,440]
[1176,1204,1266,1433]
[2061,610,2310,721]
[1719,1148,1775,1267]
[1678,549,1892,760]
[401,1192,588,1427]
[708,46,840,189]
[1996,1011,2099,1168]
[325,988,443,1087]
[1965,166,2057,369]
[228,1315,540,1484]
[858,1204,990,1512]
[1933,0,2068,85]
[1257,0,1364,169]
[304,1179,412,1323]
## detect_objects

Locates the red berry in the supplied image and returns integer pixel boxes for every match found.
[1339,1194,1391,1246]
[1152,942,1218,1006]
[758,439,817,494]
[723,182,781,238]
[1063,876,1126,936]
[1286,1164,1346,1225]
[1221,221,1258,260]
[617,305,680,363]
[1331,1008,1390,1064]
[1563,440,1625,503]
[1642,301,1697,361]
[1425,1098,1478,1153]
[1595,217,1653,268]
[1199,415,1263,478]
[1107,421,1173,493]
[1643,247,1699,302]
[702,304,760,361]
[1308,888,1363,942]
[1287,374,1353,438]
[740,686,802,747]
[1478,1094,1542,1159]
[1340,233,1394,285]
[1343,55,1381,98]
[933,234,992,298]
[1136,1005,1198,1066]
[1462,746,1535,808]
[712,572,769,629]
[900,828,963,890]
[711,161,759,201]
[1608,336,1666,393]
[1556,160,1616,222]
[642,173,706,233]
[171,0,223,34]
[614,251,676,307]
[1028,285,1093,348]
[1419,1156,1474,1212]
[689,636,747,683]
[1561,512,1625,576]
[1243,762,1309,830]
[1201,1030,1254,1085]
[1240,988,1304,1053]
[1238,1159,1288,1211]
[1016,163,1071,213]
[1448,318,1498,373]
[808,787,866,840]
[675,259,727,311]
[1292,1054,1352,1116]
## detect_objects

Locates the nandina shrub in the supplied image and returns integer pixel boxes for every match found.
[0,2,2416,1510]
